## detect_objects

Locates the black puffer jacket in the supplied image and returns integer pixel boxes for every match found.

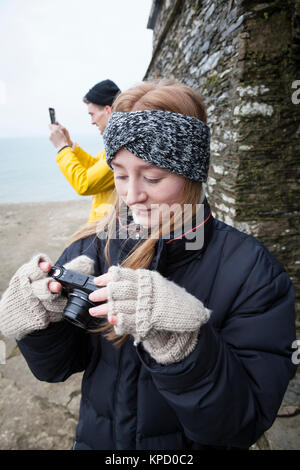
[18,199,297,450]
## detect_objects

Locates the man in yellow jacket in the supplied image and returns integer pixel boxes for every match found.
[49,80,120,222]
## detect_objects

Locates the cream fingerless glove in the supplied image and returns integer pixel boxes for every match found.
[0,254,94,340]
[107,266,211,365]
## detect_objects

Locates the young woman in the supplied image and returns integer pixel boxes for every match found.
[0,80,297,451]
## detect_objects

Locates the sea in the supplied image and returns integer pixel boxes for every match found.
[0,134,104,203]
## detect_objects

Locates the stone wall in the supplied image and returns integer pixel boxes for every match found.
[145,0,300,330]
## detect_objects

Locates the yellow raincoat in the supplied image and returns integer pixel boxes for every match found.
[56,144,115,222]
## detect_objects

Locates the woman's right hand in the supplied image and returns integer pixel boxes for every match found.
[0,254,94,339]
[38,261,62,294]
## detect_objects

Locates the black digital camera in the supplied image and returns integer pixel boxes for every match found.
[48,265,105,330]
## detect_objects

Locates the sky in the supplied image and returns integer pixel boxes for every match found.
[0,0,153,138]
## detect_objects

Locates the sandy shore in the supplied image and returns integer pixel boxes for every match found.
[0,199,91,449]
[0,199,92,296]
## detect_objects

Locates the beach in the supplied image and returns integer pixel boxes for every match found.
[0,199,91,295]
[0,199,91,450]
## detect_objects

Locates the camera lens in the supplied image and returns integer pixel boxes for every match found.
[63,289,96,330]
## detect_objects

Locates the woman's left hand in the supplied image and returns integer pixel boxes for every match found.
[88,273,117,326]
[88,265,211,339]
[90,266,211,365]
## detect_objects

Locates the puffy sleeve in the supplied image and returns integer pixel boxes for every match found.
[136,239,297,448]
[17,237,102,383]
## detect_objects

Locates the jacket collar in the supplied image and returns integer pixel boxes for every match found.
[109,198,214,273]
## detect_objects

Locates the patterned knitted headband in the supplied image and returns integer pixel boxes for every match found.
[103,110,210,182]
